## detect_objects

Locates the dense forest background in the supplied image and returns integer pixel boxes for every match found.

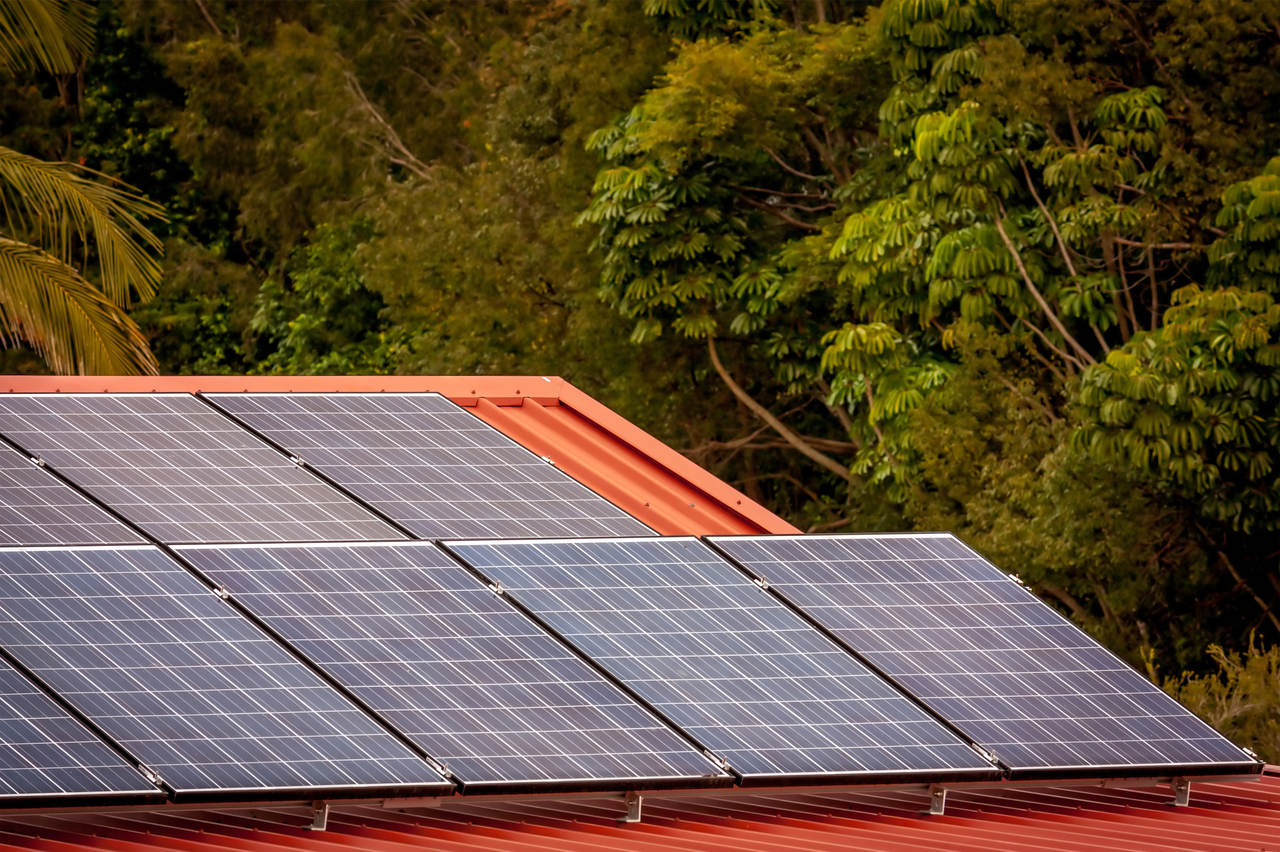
[2,0,1278,757]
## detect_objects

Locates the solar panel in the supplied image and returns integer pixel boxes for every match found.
[445,537,995,782]
[205,392,654,538]
[0,658,160,800]
[0,442,143,546]
[0,394,405,544]
[0,545,451,796]
[176,541,724,789]
[711,534,1258,773]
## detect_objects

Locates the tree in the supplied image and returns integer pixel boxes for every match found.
[0,0,162,374]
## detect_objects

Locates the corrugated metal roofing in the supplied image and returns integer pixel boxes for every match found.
[0,769,1274,851]
[0,375,1273,850]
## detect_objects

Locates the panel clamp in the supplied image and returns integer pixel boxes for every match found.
[753,576,770,590]
[928,785,947,816]
[289,456,306,467]
[1172,778,1190,807]
[309,800,330,831]
[619,791,642,824]
[539,455,556,467]
[489,582,504,596]
[29,455,45,467]
[139,765,162,785]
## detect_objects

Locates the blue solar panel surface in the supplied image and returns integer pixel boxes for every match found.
[0,443,142,546]
[206,393,654,539]
[447,537,993,780]
[0,659,158,799]
[712,534,1255,771]
[0,394,403,544]
[176,541,723,787]
[0,546,449,794]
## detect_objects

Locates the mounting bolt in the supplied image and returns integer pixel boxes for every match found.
[309,801,330,830]
[928,785,947,816]
[619,791,642,824]
[1172,778,1190,807]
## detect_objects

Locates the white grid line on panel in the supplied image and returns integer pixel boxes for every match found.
[207,393,653,539]
[712,534,1252,770]
[0,395,403,544]
[0,546,444,793]
[174,541,719,786]
[0,443,143,547]
[448,537,992,779]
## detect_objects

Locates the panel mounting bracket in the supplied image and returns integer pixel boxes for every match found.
[1172,778,1190,807]
[309,800,329,831]
[928,785,946,816]
[619,791,642,824]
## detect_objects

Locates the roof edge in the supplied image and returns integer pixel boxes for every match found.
[0,375,564,405]
[556,380,799,534]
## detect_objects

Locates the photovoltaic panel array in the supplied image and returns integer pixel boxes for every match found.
[206,393,654,538]
[0,394,404,544]
[0,443,142,546]
[0,546,449,795]
[447,537,994,781]
[0,659,159,800]
[712,534,1257,773]
[176,541,724,788]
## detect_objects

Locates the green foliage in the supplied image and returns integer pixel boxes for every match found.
[1076,286,1280,535]
[1167,639,1280,763]
[0,1,163,374]
[253,218,403,375]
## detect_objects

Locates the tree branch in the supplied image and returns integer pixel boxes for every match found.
[707,337,851,481]
[345,72,432,181]
[1111,236,1203,250]
[1218,550,1280,635]
[192,0,223,37]
[737,193,823,232]
[761,145,825,182]
[816,376,858,442]
[994,212,1097,366]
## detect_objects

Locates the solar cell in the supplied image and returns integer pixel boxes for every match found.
[176,541,724,788]
[0,545,450,796]
[711,534,1258,773]
[205,392,654,539]
[0,658,160,800]
[0,394,404,544]
[446,537,995,781]
[0,442,142,546]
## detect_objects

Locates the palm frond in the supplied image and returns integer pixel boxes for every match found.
[0,236,158,375]
[0,145,164,306]
[0,0,93,75]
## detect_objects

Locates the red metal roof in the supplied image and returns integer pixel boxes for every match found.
[0,769,1274,851]
[0,375,1273,849]
[0,375,797,535]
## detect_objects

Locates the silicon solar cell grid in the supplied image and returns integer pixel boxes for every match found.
[176,541,723,787]
[0,659,158,799]
[0,546,449,795]
[0,443,142,546]
[446,537,993,781]
[711,534,1255,772]
[0,395,403,544]
[206,393,654,539]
